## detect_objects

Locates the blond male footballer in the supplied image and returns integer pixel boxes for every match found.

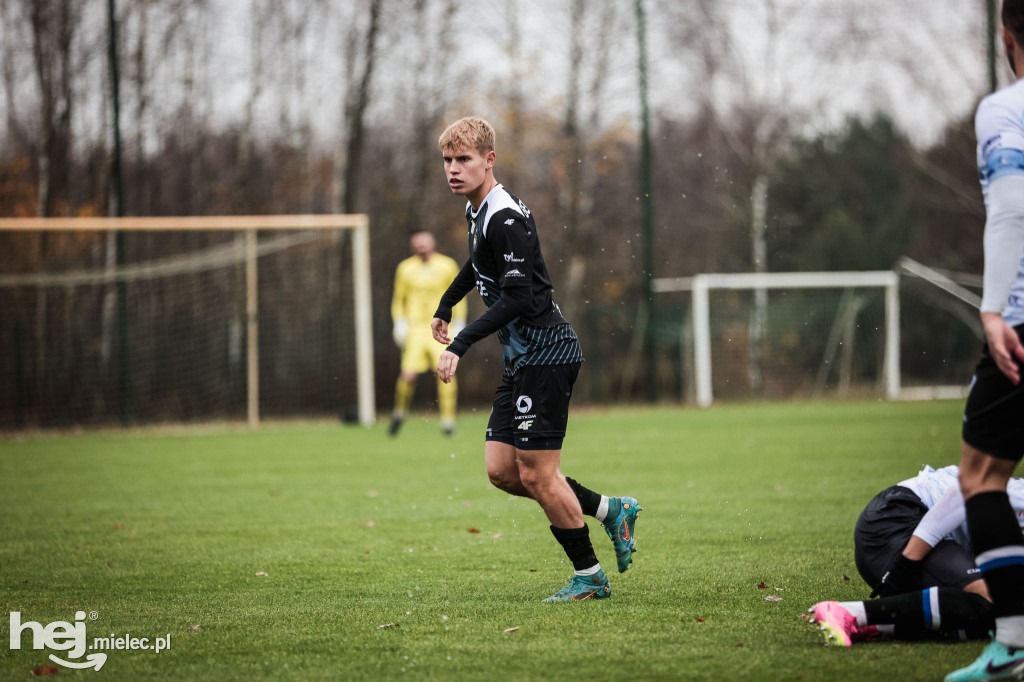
[430,116,642,601]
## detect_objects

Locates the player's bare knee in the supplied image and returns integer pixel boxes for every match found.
[517,466,560,500]
[487,468,520,494]
[516,465,544,494]
[486,457,523,493]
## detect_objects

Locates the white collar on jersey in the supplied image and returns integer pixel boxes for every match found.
[467,183,505,220]
[468,184,526,238]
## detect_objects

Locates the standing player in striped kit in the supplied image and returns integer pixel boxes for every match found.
[946,1,1024,679]
[430,116,641,601]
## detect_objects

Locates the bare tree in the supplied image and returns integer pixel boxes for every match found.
[27,0,81,220]
[560,0,618,323]
[409,0,459,219]
[500,0,526,190]
[338,0,383,215]
[0,2,27,153]
[661,0,830,394]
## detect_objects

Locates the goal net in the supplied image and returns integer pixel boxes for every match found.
[653,264,983,406]
[654,271,900,406]
[0,216,374,429]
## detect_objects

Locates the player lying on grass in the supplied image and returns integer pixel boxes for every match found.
[810,465,1024,645]
[430,116,640,601]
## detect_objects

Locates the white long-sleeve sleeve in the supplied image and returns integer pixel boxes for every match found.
[911,484,965,548]
[980,175,1024,315]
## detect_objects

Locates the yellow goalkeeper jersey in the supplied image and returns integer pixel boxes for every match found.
[391,253,466,326]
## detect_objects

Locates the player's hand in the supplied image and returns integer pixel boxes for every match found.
[431,317,451,345]
[437,350,459,384]
[870,553,923,598]
[982,311,1024,385]
[392,318,409,347]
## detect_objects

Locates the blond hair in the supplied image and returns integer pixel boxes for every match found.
[438,117,495,156]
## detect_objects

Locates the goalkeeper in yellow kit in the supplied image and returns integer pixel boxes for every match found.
[389,230,466,436]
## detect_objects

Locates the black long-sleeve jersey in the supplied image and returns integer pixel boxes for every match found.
[434,184,583,375]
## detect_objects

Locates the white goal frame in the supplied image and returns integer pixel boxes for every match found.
[654,270,900,407]
[0,215,375,428]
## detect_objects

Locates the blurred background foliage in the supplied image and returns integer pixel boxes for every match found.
[0,0,1002,422]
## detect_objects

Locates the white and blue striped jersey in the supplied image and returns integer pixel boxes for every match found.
[976,78,1024,325]
[900,465,1024,550]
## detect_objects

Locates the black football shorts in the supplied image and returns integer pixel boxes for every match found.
[854,485,980,592]
[486,362,581,451]
[962,323,1024,461]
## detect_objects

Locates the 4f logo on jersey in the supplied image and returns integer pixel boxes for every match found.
[504,218,515,226]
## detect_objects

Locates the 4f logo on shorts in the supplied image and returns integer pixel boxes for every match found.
[516,396,532,413]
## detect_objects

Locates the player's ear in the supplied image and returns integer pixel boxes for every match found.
[486,150,496,169]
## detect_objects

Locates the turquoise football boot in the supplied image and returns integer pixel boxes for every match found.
[602,496,642,573]
[543,570,611,602]
[945,636,1024,681]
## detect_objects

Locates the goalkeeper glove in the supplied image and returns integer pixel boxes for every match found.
[392,318,409,347]
[870,553,923,598]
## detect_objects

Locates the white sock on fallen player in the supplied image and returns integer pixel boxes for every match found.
[839,601,868,627]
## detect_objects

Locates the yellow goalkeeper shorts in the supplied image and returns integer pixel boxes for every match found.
[401,327,445,375]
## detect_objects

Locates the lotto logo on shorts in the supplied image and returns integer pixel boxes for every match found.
[516,396,533,413]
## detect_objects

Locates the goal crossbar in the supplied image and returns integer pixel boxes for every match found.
[0,215,375,428]
[0,215,368,231]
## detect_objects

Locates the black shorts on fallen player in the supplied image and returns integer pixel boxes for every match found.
[485,362,582,451]
[962,323,1024,461]
[854,485,981,592]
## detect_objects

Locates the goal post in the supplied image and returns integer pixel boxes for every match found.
[655,270,900,407]
[0,215,375,428]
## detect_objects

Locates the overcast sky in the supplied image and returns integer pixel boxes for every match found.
[0,0,1006,153]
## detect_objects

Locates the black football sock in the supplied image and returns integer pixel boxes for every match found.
[967,491,1024,621]
[565,477,602,518]
[936,589,994,639]
[865,587,993,640]
[550,524,600,573]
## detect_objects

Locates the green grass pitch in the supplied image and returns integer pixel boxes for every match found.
[0,400,988,680]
